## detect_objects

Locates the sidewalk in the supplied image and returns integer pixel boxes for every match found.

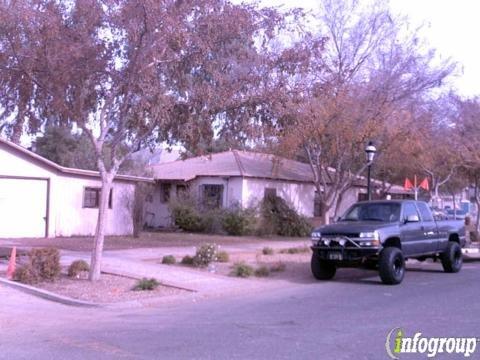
[59,238,310,293]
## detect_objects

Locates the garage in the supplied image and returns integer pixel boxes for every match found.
[0,177,48,238]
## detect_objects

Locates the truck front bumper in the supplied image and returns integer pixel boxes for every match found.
[311,246,381,262]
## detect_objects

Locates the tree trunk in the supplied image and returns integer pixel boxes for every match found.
[89,174,114,281]
[322,209,330,225]
[475,197,480,232]
[333,192,344,218]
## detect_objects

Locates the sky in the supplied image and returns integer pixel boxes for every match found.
[261,0,480,98]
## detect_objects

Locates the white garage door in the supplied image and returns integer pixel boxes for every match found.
[0,178,47,238]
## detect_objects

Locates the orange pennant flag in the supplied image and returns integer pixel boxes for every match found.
[419,178,429,191]
[404,178,414,190]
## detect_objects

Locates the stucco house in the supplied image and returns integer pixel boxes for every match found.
[0,138,150,238]
[146,150,407,227]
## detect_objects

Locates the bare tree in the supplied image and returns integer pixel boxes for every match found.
[0,0,289,279]
[271,0,454,223]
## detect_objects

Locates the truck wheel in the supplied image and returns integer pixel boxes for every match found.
[311,253,336,280]
[379,247,405,285]
[441,241,463,273]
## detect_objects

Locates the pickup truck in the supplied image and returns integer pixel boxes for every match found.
[310,200,465,285]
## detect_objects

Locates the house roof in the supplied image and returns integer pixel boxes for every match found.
[152,150,409,194]
[151,150,315,183]
[0,138,153,183]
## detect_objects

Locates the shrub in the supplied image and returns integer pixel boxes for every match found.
[171,203,207,233]
[279,246,310,254]
[161,255,176,265]
[14,264,39,284]
[216,251,230,263]
[193,243,217,267]
[181,255,195,265]
[67,260,90,278]
[254,266,270,277]
[133,278,159,291]
[230,262,254,278]
[29,247,61,282]
[222,207,256,236]
[261,195,312,237]
[270,262,286,272]
[262,247,274,255]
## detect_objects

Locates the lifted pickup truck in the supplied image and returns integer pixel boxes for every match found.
[310,200,465,285]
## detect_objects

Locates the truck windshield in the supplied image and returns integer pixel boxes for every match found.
[340,203,401,223]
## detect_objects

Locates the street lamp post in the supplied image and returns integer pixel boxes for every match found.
[365,141,377,201]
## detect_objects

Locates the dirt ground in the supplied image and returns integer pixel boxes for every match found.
[35,272,186,303]
[1,231,307,251]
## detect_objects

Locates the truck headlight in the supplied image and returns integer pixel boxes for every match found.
[359,231,379,240]
[311,232,321,245]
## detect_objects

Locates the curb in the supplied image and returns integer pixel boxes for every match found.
[0,277,102,308]
[101,268,197,293]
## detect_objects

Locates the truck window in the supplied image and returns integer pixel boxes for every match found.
[403,203,419,221]
[417,202,434,222]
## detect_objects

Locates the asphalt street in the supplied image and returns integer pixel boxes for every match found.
[2,260,480,360]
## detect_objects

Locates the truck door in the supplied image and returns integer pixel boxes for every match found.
[416,202,439,254]
[400,202,424,256]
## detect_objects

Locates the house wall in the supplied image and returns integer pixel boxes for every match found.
[146,176,245,228]
[144,182,173,228]
[192,176,243,208]
[242,178,316,217]
[52,175,135,237]
[0,142,136,238]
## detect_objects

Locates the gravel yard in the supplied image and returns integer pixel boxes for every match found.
[35,272,186,303]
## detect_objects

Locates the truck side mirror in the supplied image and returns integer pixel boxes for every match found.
[404,215,420,223]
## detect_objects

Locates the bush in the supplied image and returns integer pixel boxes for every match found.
[181,255,195,265]
[14,264,39,284]
[254,266,270,277]
[270,262,286,272]
[161,255,176,265]
[193,243,218,267]
[67,260,90,278]
[262,247,274,255]
[222,207,256,236]
[216,251,230,263]
[230,262,254,278]
[279,246,310,254]
[133,278,159,291]
[171,203,207,232]
[261,195,312,237]
[29,247,61,282]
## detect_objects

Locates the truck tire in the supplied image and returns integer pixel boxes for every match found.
[311,252,336,280]
[379,247,405,285]
[441,241,463,273]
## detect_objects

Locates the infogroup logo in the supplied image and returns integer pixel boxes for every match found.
[385,328,479,359]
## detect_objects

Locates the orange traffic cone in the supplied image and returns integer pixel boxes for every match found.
[6,247,16,280]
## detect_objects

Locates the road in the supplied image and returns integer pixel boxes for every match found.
[2,260,480,360]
